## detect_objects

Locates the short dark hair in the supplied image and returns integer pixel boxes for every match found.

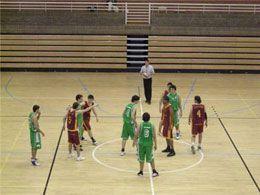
[163,96,169,101]
[142,112,150,122]
[72,102,79,109]
[131,95,140,102]
[169,85,176,91]
[167,82,173,86]
[194,96,202,104]
[88,94,94,99]
[33,105,40,112]
[76,94,83,101]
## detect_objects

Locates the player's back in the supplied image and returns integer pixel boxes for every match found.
[123,103,134,123]
[139,122,154,147]
[192,104,205,125]
[67,110,77,130]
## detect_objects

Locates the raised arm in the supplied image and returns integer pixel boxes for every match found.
[77,103,98,114]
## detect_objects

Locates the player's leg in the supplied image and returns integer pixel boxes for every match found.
[75,131,84,161]
[191,134,196,154]
[87,130,97,145]
[162,139,170,152]
[120,123,128,155]
[198,133,203,150]
[30,131,40,166]
[167,138,175,157]
[146,147,158,177]
[137,144,145,176]
[174,112,181,139]
[84,120,97,145]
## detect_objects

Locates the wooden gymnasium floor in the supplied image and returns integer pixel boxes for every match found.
[0,72,260,195]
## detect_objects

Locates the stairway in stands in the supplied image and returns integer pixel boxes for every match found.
[127,35,148,68]
[126,3,150,25]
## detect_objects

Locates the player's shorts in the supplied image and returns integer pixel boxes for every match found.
[83,118,91,131]
[121,122,135,140]
[173,111,179,128]
[138,144,154,163]
[192,124,204,135]
[162,125,173,140]
[68,130,80,145]
[30,131,41,149]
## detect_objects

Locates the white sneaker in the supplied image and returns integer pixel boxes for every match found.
[120,151,126,156]
[92,141,98,146]
[68,153,75,158]
[76,156,85,161]
[175,132,181,140]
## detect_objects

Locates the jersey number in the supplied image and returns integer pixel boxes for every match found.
[144,129,149,138]
[197,110,201,118]
[68,116,72,124]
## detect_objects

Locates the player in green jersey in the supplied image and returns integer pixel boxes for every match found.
[120,95,140,156]
[167,85,182,140]
[133,112,159,177]
[29,105,45,166]
[76,94,84,151]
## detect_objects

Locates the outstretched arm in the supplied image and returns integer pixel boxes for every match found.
[77,103,98,114]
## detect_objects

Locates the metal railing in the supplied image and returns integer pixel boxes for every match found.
[1,1,259,24]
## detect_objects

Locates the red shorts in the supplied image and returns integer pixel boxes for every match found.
[192,124,204,135]
[68,131,80,145]
[162,125,173,140]
[83,119,91,131]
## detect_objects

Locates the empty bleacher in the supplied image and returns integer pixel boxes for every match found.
[149,36,260,70]
[0,35,127,69]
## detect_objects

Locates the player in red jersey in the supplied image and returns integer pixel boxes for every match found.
[188,96,207,154]
[82,95,99,145]
[159,96,176,157]
[159,82,173,113]
[62,102,98,161]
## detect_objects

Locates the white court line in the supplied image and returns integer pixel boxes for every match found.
[92,138,204,174]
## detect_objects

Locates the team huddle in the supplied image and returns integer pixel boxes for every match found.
[28,82,207,177]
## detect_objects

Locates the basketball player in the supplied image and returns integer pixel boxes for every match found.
[29,105,45,166]
[62,102,98,161]
[159,96,175,157]
[75,94,84,142]
[120,95,140,156]
[82,94,99,145]
[188,96,207,154]
[167,85,182,140]
[133,112,159,177]
[159,82,173,113]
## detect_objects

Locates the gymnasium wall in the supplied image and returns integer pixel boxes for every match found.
[1,35,260,73]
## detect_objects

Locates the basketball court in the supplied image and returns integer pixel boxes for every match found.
[1,72,259,194]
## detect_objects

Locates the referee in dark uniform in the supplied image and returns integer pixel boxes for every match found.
[140,59,155,104]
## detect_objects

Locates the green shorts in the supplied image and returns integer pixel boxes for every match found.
[30,131,41,149]
[138,144,154,163]
[121,122,135,140]
[173,111,179,128]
